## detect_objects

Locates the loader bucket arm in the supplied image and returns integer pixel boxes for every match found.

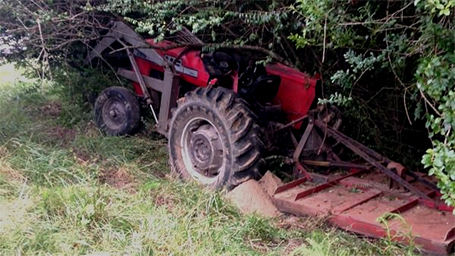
[85,21,180,135]
[85,21,164,66]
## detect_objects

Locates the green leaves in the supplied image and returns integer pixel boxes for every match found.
[415,17,455,207]
[99,0,294,51]
[420,142,455,207]
[330,50,384,91]
[289,0,455,209]
[317,92,352,107]
[4,0,455,211]
[416,0,455,16]
[288,0,357,49]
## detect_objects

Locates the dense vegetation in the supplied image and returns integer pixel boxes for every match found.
[1,0,455,208]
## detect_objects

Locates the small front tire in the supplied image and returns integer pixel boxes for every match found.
[95,86,141,136]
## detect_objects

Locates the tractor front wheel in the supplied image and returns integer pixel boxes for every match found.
[168,87,265,189]
[95,86,141,136]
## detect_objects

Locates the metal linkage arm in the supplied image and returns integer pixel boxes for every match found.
[314,120,433,201]
[85,21,164,66]
[85,21,180,135]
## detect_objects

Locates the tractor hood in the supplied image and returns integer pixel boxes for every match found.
[266,62,319,128]
[266,62,318,87]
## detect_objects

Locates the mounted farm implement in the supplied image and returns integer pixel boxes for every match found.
[86,21,455,255]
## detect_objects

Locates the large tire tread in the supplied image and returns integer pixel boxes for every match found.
[169,87,265,188]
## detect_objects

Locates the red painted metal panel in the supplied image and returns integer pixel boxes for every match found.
[274,177,309,195]
[267,63,318,128]
[294,169,367,200]
[133,57,155,96]
[271,171,455,255]
[139,39,320,127]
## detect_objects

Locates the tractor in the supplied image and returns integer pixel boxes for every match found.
[86,21,455,255]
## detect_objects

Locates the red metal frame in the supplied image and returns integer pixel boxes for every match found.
[138,39,318,128]
[87,21,319,132]
[271,170,455,255]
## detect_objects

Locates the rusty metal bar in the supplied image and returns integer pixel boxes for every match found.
[293,117,314,161]
[126,49,159,124]
[292,115,315,180]
[314,120,433,202]
[389,191,442,215]
[318,121,387,163]
[332,189,382,214]
[294,169,367,200]
[390,198,419,214]
[406,170,439,191]
[276,114,308,132]
[301,160,369,170]
[274,177,309,195]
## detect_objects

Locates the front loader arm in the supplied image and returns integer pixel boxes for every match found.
[85,21,179,135]
[85,21,164,67]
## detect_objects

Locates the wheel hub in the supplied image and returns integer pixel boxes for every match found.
[189,124,223,174]
[103,99,126,129]
[109,109,117,117]
[182,121,224,179]
[190,134,212,167]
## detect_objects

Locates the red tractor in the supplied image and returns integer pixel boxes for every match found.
[87,21,455,255]
[87,22,322,188]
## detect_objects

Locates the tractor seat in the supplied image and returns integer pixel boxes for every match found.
[243,75,281,104]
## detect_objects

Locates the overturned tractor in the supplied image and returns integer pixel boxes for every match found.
[86,21,455,255]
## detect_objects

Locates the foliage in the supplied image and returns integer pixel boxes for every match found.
[288,0,455,208]
[415,22,455,208]
[2,0,455,208]
[0,0,108,74]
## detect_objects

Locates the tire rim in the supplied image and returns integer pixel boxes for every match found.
[181,117,225,184]
[102,98,127,130]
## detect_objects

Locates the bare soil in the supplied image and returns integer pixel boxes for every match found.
[98,167,136,192]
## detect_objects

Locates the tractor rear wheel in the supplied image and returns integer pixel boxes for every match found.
[168,87,265,189]
[95,86,141,136]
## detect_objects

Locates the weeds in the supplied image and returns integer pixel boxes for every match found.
[376,212,418,255]
[0,64,417,255]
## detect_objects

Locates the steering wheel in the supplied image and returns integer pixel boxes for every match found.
[239,68,254,87]
[212,51,238,73]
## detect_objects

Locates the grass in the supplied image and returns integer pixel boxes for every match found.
[0,63,419,256]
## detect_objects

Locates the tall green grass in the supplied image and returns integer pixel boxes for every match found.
[0,64,417,255]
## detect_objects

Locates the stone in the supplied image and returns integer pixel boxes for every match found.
[226,179,281,218]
